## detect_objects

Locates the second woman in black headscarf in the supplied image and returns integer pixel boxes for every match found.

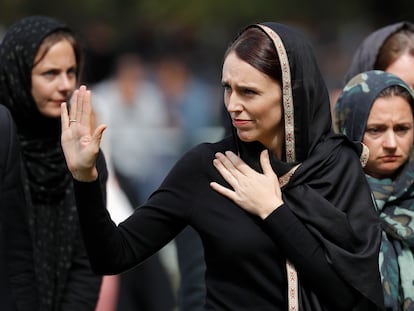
[0,15,108,311]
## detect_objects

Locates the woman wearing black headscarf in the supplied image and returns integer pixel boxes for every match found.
[61,22,383,310]
[0,16,108,311]
[344,21,414,88]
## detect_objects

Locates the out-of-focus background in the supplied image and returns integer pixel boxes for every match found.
[1,0,413,92]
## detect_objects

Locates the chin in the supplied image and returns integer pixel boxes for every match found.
[236,131,255,142]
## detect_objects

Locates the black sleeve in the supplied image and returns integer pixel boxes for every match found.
[0,106,38,311]
[73,150,190,275]
[264,204,358,310]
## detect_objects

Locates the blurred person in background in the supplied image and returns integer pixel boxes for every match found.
[334,70,414,311]
[154,48,220,311]
[344,21,414,88]
[0,15,108,311]
[92,50,176,311]
[0,104,38,311]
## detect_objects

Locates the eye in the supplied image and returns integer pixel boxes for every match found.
[242,88,256,95]
[365,126,384,138]
[221,83,231,93]
[67,67,77,77]
[42,70,58,78]
[395,124,412,134]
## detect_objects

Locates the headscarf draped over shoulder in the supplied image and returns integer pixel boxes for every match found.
[231,22,384,309]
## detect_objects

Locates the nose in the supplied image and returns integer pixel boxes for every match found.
[225,93,242,113]
[383,131,397,149]
[58,73,75,91]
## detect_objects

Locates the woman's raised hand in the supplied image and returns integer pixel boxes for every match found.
[61,85,107,181]
[209,150,284,219]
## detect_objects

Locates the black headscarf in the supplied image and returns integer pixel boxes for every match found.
[0,16,83,310]
[344,21,414,84]
[232,22,383,309]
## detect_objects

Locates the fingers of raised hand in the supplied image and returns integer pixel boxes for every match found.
[74,85,92,126]
[61,102,70,130]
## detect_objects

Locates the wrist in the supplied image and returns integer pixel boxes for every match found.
[72,167,98,182]
[260,200,284,219]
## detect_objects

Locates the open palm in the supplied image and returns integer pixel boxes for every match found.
[61,85,106,181]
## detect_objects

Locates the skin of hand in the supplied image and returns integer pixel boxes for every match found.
[209,150,284,219]
[61,85,107,181]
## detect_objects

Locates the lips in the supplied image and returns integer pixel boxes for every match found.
[232,118,252,127]
[380,155,399,162]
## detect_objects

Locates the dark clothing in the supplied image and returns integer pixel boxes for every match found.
[0,16,107,311]
[73,22,383,310]
[74,135,380,311]
[334,70,414,311]
[113,169,176,311]
[175,226,206,311]
[344,21,414,84]
[0,105,37,311]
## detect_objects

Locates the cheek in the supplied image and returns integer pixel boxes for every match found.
[31,79,44,104]
[400,134,414,156]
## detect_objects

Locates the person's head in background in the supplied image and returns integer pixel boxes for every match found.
[345,22,414,89]
[0,15,82,134]
[334,70,414,180]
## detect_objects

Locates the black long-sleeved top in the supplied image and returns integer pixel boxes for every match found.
[0,105,38,311]
[73,136,382,310]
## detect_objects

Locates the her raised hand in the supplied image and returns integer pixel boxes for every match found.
[210,150,284,219]
[61,85,107,181]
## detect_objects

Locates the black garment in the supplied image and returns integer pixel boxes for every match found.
[344,21,414,84]
[0,16,108,311]
[73,22,383,310]
[175,226,206,311]
[113,169,176,311]
[74,135,378,310]
[0,105,37,311]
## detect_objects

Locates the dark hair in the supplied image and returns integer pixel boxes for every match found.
[33,30,83,80]
[375,28,414,70]
[224,26,282,83]
[377,85,414,112]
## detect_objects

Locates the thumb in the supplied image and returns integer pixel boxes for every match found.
[92,124,107,148]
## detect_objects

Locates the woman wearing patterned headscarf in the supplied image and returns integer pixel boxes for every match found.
[0,15,108,311]
[335,70,414,311]
[61,22,383,310]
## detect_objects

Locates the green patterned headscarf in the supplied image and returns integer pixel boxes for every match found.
[334,70,414,311]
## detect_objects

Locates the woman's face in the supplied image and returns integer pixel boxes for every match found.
[363,95,414,178]
[31,39,77,118]
[222,52,284,156]
[386,53,414,90]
